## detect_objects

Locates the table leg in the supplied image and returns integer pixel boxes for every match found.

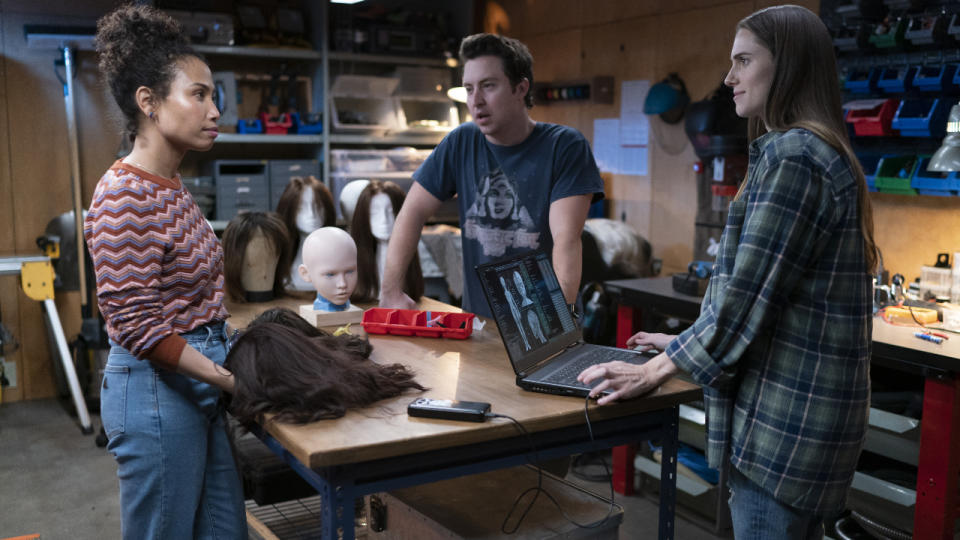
[320,472,357,540]
[613,303,642,494]
[913,374,960,540]
[658,406,679,540]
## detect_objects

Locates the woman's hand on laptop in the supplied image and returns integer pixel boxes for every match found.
[577,353,679,405]
[626,331,675,352]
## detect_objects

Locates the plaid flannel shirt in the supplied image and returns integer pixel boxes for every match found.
[665,128,872,514]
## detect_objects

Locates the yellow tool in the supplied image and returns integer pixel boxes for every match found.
[884,306,939,325]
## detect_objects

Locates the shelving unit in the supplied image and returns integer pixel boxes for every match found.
[177,1,468,224]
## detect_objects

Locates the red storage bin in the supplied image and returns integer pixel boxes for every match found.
[361,308,475,339]
[845,99,899,136]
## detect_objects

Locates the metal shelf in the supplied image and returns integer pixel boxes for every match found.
[193,44,321,60]
[328,51,452,67]
[215,133,323,144]
[329,133,445,146]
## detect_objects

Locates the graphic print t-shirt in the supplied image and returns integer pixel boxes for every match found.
[414,122,604,317]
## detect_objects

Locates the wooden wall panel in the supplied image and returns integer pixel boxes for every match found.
[1,2,119,401]
[872,195,960,283]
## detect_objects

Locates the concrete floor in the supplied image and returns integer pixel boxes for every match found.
[0,398,728,539]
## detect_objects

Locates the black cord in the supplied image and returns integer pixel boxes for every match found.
[485,395,617,534]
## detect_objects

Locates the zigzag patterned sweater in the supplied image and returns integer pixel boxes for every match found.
[84,161,229,370]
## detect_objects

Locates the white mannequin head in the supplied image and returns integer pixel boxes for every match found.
[298,227,358,308]
[368,192,395,242]
[295,187,325,235]
[339,179,370,224]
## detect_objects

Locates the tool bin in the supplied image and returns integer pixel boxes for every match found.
[892,98,949,137]
[905,13,949,46]
[843,67,879,94]
[910,156,958,195]
[869,17,906,49]
[858,153,884,192]
[877,65,915,93]
[330,75,402,134]
[912,63,958,92]
[845,99,899,136]
[873,154,918,195]
[362,308,474,339]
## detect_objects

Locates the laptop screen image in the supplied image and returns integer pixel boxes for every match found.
[476,250,581,376]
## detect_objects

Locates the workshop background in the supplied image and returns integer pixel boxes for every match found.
[2,0,959,404]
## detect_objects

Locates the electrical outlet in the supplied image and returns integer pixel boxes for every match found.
[1,358,16,387]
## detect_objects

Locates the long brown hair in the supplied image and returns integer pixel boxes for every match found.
[274,175,335,248]
[737,5,878,273]
[221,212,291,301]
[350,180,423,302]
[225,310,426,426]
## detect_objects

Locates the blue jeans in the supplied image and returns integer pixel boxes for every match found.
[102,322,246,539]
[727,466,824,540]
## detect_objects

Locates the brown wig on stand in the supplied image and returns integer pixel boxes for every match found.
[224,308,426,425]
[350,180,423,302]
[274,175,336,248]
[221,212,292,302]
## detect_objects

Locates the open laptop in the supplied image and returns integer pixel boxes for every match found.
[476,250,654,397]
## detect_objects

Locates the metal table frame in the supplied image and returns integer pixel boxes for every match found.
[252,406,681,539]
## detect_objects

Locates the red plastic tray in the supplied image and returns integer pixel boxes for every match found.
[845,99,898,136]
[361,308,475,339]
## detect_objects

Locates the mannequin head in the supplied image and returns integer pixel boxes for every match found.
[275,175,335,247]
[339,179,370,224]
[222,211,291,302]
[350,180,423,303]
[298,227,358,309]
[368,192,395,242]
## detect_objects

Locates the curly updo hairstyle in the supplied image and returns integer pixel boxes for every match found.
[95,5,198,143]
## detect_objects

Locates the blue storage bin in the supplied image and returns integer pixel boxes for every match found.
[911,156,959,195]
[877,66,916,93]
[844,67,879,94]
[891,98,949,137]
[858,153,883,192]
[237,118,263,134]
[913,64,958,92]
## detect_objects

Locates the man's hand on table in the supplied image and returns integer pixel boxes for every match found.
[379,289,417,310]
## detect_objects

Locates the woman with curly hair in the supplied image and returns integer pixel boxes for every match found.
[84,5,246,538]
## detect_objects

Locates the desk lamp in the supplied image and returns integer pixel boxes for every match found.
[928,102,960,172]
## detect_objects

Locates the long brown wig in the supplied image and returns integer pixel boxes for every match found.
[274,175,336,249]
[350,180,424,302]
[225,308,426,426]
[221,211,292,302]
[736,5,878,273]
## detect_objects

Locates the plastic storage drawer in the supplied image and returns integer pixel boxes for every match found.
[874,155,918,195]
[844,67,879,94]
[912,63,958,92]
[858,153,884,192]
[892,98,949,137]
[209,160,269,220]
[877,65,915,93]
[268,159,320,209]
[845,99,899,136]
[911,156,958,196]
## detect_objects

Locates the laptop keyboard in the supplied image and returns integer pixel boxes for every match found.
[540,347,640,385]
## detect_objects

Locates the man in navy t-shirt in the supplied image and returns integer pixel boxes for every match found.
[379,33,604,319]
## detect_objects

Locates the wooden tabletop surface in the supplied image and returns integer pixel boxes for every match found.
[224,294,702,470]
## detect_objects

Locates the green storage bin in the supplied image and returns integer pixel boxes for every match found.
[874,155,918,195]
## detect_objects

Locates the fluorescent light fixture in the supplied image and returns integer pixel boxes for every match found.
[330,0,364,4]
[928,103,960,172]
[447,86,467,103]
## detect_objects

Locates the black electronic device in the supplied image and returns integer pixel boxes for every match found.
[407,398,491,422]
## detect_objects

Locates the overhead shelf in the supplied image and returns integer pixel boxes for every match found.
[329,133,445,145]
[215,133,323,144]
[193,44,321,60]
[328,51,452,67]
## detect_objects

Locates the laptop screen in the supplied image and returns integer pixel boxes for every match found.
[476,250,581,375]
